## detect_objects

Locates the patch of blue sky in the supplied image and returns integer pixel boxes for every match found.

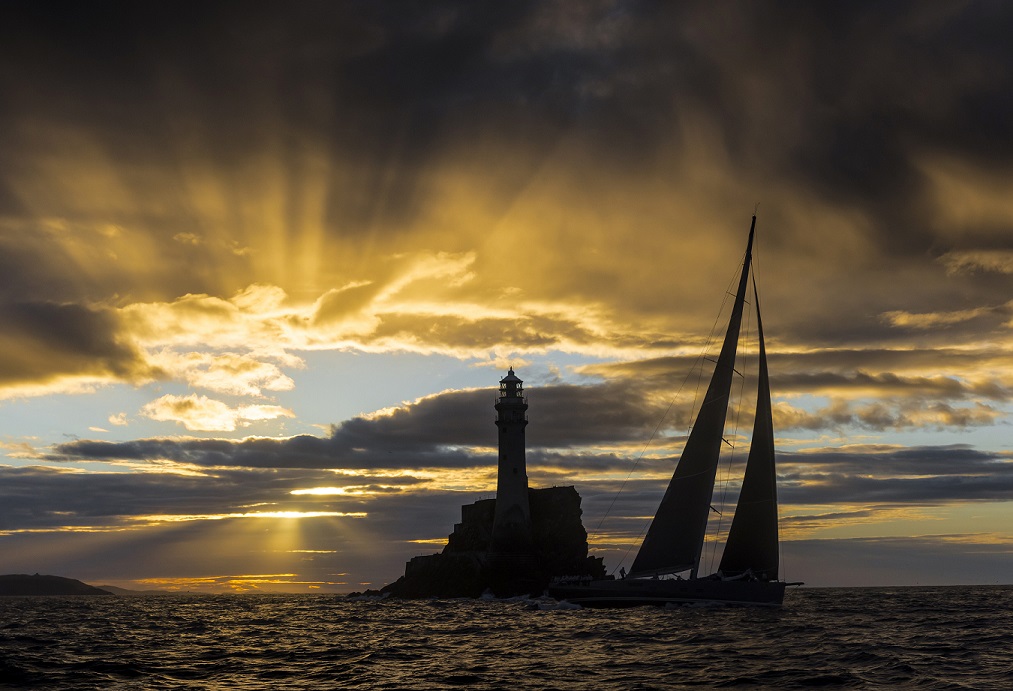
[0,384,154,456]
[277,349,614,428]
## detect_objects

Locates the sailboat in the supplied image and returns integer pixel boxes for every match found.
[549,215,797,606]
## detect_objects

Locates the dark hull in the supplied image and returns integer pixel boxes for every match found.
[548,577,786,607]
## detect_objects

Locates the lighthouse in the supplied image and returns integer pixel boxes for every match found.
[381,366,608,597]
[491,368,533,554]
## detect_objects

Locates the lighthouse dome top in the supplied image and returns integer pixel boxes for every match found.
[500,368,522,384]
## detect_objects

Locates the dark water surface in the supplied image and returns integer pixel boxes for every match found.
[2,586,1011,689]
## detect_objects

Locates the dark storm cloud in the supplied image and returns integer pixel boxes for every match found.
[787,444,1004,474]
[8,443,1011,531]
[578,447,1013,514]
[0,0,583,231]
[0,225,157,387]
[0,226,94,303]
[5,1,1009,233]
[781,471,1013,506]
[693,2,1013,252]
[0,301,155,386]
[585,349,1013,409]
[49,373,1013,510]
[53,423,485,472]
[2,1,1013,378]
[556,445,1013,524]
[52,379,662,468]
[777,445,1013,505]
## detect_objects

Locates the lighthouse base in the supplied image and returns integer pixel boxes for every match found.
[376,487,605,599]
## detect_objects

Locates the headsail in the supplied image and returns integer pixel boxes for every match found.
[717,278,779,580]
[630,216,756,578]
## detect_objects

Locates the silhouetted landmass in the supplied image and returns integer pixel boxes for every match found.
[372,486,607,599]
[0,574,115,596]
[95,585,172,596]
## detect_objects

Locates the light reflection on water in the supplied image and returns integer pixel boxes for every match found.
[1,586,1011,689]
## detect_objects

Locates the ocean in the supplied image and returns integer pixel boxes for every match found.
[1,586,1011,689]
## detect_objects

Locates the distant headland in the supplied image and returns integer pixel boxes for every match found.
[0,574,169,597]
[0,574,113,597]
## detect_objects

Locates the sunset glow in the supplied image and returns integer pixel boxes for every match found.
[1,2,1012,592]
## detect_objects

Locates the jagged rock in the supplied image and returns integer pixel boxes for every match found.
[379,486,606,599]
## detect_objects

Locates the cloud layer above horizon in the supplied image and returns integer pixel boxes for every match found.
[2,1,1012,590]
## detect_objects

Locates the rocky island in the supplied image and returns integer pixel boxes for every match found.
[376,370,606,599]
[381,486,605,598]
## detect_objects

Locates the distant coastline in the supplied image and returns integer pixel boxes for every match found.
[0,574,169,597]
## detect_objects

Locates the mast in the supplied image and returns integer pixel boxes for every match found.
[630,216,756,579]
[718,278,779,580]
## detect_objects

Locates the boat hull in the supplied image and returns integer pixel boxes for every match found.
[548,577,786,607]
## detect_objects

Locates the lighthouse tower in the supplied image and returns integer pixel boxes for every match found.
[491,368,533,554]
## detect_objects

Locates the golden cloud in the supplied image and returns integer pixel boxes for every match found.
[147,351,297,397]
[139,394,295,432]
[881,304,1009,329]
[940,250,1013,276]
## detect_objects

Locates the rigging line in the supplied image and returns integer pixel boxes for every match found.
[595,239,753,575]
[705,224,759,574]
[709,267,754,575]
[592,360,698,576]
[685,258,743,436]
[604,267,743,576]
[592,260,738,549]
[703,236,755,574]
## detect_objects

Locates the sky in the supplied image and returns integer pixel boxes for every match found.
[1,1,1012,593]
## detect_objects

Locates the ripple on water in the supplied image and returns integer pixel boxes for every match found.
[0,587,1010,689]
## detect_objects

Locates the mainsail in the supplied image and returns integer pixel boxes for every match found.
[630,217,756,578]
[547,214,793,606]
